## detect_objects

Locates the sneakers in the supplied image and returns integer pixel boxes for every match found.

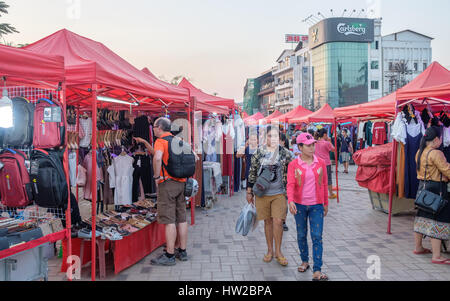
[329,193,337,199]
[151,253,176,266]
[176,249,188,261]
[77,228,101,240]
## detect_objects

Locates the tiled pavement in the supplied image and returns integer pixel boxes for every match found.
[48,165,450,281]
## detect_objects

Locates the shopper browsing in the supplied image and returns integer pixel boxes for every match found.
[315,129,337,199]
[287,132,329,281]
[143,117,189,265]
[339,129,353,174]
[413,126,450,265]
[247,126,294,267]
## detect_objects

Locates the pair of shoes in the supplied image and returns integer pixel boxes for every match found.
[151,253,176,266]
[329,193,337,199]
[102,227,123,241]
[77,228,101,240]
[283,223,289,231]
[175,249,188,261]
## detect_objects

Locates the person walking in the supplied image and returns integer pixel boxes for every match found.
[137,117,189,266]
[287,132,329,281]
[247,126,294,266]
[315,129,337,199]
[339,129,353,174]
[280,133,291,232]
[413,126,450,265]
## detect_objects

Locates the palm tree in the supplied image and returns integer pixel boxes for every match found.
[0,1,19,39]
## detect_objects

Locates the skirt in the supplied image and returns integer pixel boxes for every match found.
[414,216,450,240]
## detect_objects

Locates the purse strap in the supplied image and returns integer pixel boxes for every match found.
[423,149,443,196]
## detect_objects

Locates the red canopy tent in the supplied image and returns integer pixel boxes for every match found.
[178,78,236,110]
[0,44,71,268]
[263,110,283,123]
[271,106,312,123]
[241,111,249,119]
[244,112,265,125]
[334,92,398,120]
[24,29,198,280]
[290,104,335,124]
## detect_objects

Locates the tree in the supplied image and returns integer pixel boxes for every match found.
[158,75,192,86]
[387,61,412,93]
[0,1,19,39]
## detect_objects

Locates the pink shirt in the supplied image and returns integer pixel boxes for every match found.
[315,140,333,166]
[298,156,318,205]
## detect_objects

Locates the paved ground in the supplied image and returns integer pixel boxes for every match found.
[48,165,450,281]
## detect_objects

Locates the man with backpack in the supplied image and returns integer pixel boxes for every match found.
[135,117,194,266]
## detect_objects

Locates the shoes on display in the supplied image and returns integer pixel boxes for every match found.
[77,228,101,240]
[151,253,176,266]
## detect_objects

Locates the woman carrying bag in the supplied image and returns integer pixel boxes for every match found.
[414,126,450,265]
[287,133,329,281]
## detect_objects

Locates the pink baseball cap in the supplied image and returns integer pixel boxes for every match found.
[296,133,317,145]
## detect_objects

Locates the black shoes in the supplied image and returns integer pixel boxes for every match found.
[151,253,176,266]
[283,222,289,232]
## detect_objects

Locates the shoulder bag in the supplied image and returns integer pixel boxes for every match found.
[415,150,449,215]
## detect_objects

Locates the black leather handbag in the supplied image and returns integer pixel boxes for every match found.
[415,150,449,215]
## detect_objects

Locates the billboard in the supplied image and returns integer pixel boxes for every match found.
[309,18,374,49]
[285,34,309,44]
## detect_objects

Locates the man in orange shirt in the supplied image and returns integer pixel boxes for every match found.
[136,117,188,265]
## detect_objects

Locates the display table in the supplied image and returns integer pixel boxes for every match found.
[61,221,165,275]
[368,189,415,215]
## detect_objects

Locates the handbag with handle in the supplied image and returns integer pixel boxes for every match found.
[415,150,449,215]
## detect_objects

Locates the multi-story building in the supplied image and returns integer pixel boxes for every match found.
[273,50,295,113]
[381,30,433,96]
[258,68,276,115]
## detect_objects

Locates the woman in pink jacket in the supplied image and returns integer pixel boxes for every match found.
[287,133,329,281]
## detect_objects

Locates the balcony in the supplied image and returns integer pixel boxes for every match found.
[272,65,293,76]
[275,78,294,91]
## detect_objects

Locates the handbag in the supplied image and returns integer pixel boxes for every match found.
[253,167,273,197]
[76,164,87,187]
[414,150,449,215]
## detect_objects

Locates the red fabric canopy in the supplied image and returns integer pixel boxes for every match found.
[244,112,265,125]
[290,104,335,124]
[264,110,283,123]
[271,106,312,123]
[178,78,235,109]
[397,62,450,101]
[24,29,189,105]
[334,62,450,119]
[241,111,249,119]
[0,44,65,85]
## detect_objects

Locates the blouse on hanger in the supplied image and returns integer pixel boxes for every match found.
[79,117,92,148]
[107,154,134,206]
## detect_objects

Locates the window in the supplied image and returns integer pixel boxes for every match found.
[414,63,418,71]
[371,81,379,90]
[389,62,394,71]
[423,63,428,71]
[371,61,379,70]
[371,41,379,50]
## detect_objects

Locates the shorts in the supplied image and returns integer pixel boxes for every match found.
[340,152,350,163]
[157,179,186,225]
[326,165,333,185]
[255,194,287,221]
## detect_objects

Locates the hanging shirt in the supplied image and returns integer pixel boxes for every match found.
[444,127,450,148]
[357,122,366,140]
[107,154,134,206]
[364,121,373,147]
[391,113,407,145]
[372,122,387,145]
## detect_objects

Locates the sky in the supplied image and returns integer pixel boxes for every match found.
[2,0,450,103]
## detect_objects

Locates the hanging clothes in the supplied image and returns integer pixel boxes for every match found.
[391,113,407,145]
[397,143,406,199]
[133,115,150,141]
[79,117,92,148]
[234,153,241,193]
[404,131,422,199]
[132,154,153,202]
[372,122,387,145]
[364,121,373,147]
[69,150,77,187]
[107,154,134,206]
[102,149,114,205]
[234,116,246,152]
[357,121,366,140]
[83,151,104,200]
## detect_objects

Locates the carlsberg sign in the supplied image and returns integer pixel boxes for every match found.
[337,23,367,36]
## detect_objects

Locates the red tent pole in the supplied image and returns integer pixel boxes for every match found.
[76,106,80,202]
[334,120,340,204]
[387,105,400,235]
[188,93,195,226]
[91,85,98,281]
[61,83,72,281]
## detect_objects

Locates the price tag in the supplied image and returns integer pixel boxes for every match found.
[43,107,62,122]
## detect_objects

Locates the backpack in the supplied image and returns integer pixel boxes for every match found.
[161,136,196,179]
[29,149,68,208]
[0,149,33,208]
[33,98,65,149]
[2,97,35,147]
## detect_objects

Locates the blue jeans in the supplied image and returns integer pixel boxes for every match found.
[294,204,324,273]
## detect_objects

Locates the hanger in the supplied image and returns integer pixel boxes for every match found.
[120,145,127,156]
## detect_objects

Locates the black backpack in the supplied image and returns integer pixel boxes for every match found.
[29,149,68,208]
[161,136,196,179]
[3,97,34,147]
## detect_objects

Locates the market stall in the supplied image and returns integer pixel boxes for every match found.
[25,29,198,280]
[0,44,69,281]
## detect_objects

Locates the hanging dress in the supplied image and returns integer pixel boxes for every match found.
[108,154,134,206]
